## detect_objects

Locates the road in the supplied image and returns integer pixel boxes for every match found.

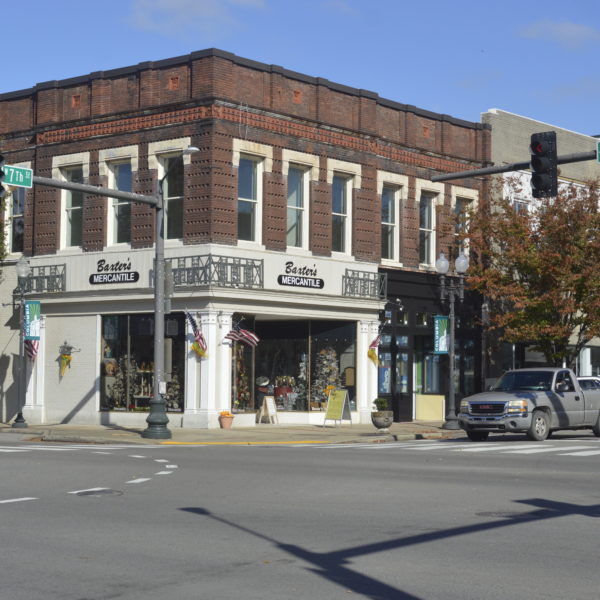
[0,434,599,600]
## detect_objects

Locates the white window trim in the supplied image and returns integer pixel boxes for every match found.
[378,171,408,266]
[99,145,139,248]
[415,179,444,268]
[233,139,273,249]
[3,160,31,256]
[327,159,361,257]
[282,150,318,252]
[149,138,192,245]
[52,152,90,251]
[451,185,478,254]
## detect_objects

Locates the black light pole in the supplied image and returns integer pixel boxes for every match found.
[435,251,469,430]
[13,256,31,428]
[142,146,198,440]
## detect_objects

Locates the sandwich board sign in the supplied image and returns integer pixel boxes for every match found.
[324,389,352,426]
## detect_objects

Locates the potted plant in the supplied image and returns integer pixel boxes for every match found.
[371,398,393,431]
[218,410,235,429]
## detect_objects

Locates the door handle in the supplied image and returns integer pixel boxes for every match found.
[575,395,581,401]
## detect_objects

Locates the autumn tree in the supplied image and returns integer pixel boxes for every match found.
[466,176,600,368]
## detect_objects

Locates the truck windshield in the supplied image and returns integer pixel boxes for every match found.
[491,371,553,392]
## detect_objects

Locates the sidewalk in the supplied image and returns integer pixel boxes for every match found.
[0,420,466,445]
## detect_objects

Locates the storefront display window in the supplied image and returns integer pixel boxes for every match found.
[415,335,442,394]
[237,320,356,413]
[100,313,185,412]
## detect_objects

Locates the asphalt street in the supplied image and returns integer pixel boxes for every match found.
[1,437,599,600]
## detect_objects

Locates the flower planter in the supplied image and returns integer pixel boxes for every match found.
[371,411,394,431]
[218,415,234,429]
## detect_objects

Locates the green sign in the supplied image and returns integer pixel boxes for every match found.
[24,301,41,340]
[4,164,33,188]
[597,141,600,164]
[433,315,449,354]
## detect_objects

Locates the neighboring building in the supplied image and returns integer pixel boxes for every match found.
[481,109,600,377]
[0,49,489,428]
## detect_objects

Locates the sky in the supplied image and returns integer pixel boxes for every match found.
[2,0,599,136]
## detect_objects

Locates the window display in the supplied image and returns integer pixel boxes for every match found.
[100,313,185,412]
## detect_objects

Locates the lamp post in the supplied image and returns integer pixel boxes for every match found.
[435,251,469,430]
[13,256,31,428]
[142,146,199,440]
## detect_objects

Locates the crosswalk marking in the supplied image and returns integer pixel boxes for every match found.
[558,449,600,456]
[0,497,38,504]
[503,445,595,454]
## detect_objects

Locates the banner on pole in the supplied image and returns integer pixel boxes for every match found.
[433,315,449,354]
[24,301,41,340]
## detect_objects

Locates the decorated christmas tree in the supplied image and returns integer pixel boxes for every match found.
[311,346,341,405]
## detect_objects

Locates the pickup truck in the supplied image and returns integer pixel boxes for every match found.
[458,368,600,441]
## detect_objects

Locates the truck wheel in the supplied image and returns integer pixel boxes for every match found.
[527,410,550,441]
[592,416,600,437]
[466,431,489,441]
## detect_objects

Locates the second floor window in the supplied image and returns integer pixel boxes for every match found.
[63,166,84,247]
[381,186,397,260]
[163,156,184,239]
[8,187,25,253]
[238,156,260,242]
[454,196,471,254]
[287,166,306,248]
[332,174,350,253]
[110,161,132,245]
[419,192,435,265]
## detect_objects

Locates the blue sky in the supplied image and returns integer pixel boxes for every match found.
[3,0,599,136]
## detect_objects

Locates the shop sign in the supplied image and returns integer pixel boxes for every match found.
[433,315,449,354]
[277,261,324,289]
[89,258,140,285]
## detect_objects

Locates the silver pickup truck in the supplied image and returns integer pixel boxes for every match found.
[458,368,600,441]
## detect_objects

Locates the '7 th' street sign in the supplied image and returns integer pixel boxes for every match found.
[4,164,33,188]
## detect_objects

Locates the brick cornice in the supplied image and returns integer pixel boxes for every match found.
[36,104,478,174]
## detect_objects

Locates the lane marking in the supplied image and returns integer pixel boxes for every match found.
[129,455,147,459]
[0,497,38,504]
[126,478,151,484]
[457,444,534,452]
[154,459,169,463]
[0,449,28,453]
[155,471,172,475]
[165,465,178,469]
[68,487,109,495]
[558,449,600,456]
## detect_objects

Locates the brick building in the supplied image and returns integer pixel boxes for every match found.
[0,49,489,428]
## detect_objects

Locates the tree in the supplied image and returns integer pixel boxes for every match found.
[466,176,600,368]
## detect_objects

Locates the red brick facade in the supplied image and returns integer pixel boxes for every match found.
[0,48,490,264]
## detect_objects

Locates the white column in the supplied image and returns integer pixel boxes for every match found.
[218,312,233,413]
[579,347,592,376]
[357,320,379,424]
[199,311,219,417]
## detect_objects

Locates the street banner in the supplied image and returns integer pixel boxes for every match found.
[24,300,41,340]
[433,315,449,354]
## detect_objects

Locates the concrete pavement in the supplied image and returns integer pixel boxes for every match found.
[0,420,466,445]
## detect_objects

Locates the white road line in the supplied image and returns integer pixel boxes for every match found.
[503,445,596,454]
[0,497,38,504]
[410,443,477,451]
[129,455,147,459]
[457,444,535,452]
[0,449,28,453]
[93,451,113,455]
[68,487,109,495]
[126,478,152,484]
[165,465,178,469]
[558,449,600,456]
[154,459,169,463]
[154,471,172,475]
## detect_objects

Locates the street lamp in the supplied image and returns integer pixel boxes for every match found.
[13,255,31,428]
[142,146,199,440]
[435,251,469,430]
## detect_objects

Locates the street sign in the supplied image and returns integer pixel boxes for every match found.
[4,165,33,188]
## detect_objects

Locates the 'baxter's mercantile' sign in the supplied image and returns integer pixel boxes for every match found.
[277,261,324,289]
[89,259,140,285]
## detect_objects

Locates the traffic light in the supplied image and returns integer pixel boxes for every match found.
[0,154,6,201]
[530,131,557,198]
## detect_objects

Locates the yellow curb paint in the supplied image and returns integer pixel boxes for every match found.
[160,440,332,446]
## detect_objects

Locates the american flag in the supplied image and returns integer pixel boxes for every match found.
[25,339,39,360]
[224,323,260,347]
[185,311,208,358]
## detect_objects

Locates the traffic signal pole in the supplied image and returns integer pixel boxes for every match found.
[431,150,597,183]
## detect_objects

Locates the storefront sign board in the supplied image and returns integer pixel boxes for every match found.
[257,395,278,424]
[324,389,351,426]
